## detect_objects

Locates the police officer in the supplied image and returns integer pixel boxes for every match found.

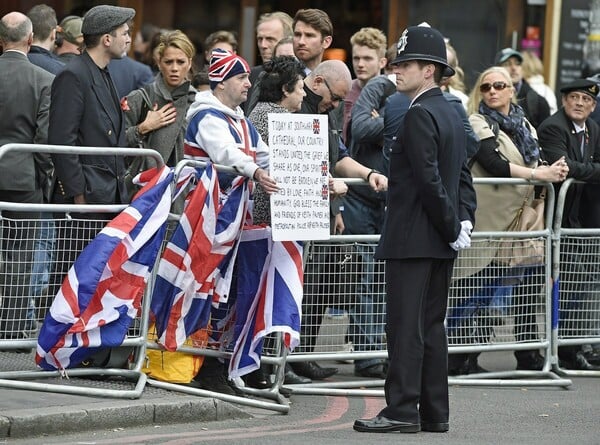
[354,25,476,434]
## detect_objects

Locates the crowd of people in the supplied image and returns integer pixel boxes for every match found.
[1,2,600,435]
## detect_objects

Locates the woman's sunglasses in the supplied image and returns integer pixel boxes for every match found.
[480,81,510,93]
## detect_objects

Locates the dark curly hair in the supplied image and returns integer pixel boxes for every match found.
[258,56,306,103]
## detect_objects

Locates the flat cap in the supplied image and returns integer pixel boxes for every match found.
[494,47,523,65]
[59,16,83,44]
[560,78,599,99]
[82,5,135,36]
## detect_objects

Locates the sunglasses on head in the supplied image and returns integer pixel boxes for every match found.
[480,81,509,93]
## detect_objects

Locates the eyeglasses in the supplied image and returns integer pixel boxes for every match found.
[323,78,344,102]
[479,81,510,93]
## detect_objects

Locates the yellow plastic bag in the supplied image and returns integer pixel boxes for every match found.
[142,324,208,383]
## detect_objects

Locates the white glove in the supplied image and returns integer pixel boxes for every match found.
[461,220,473,235]
[449,220,473,251]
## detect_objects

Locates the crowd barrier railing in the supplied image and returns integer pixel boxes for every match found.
[0,143,164,399]
[551,178,600,377]
[285,177,572,396]
[0,148,581,405]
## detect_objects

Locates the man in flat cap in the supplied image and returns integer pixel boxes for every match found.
[47,5,135,300]
[538,78,600,371]
[353,25,476,434]
[494,47,550,128]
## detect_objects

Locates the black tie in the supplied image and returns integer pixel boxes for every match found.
[577,130,586,158]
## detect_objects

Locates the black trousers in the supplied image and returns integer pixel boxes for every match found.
[380,257,454,424]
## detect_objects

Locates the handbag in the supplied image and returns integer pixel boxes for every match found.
[497,186,546,267]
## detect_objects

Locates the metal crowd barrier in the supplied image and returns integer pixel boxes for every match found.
[285,178,572,396]
[0,148,584,406]
[0,143,163,399]
[552,178,600,377]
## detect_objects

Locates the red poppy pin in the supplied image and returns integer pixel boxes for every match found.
[120,97,130,112]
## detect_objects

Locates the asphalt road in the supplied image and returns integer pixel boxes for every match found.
[7,353,600,445]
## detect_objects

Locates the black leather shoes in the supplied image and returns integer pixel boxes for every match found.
[560,351,600,370]
[421,422,449,432]
[353,416,420,433]
[291,361,338,380]
[515,350,545,370]
[284,364,312,384]
[354,363,387,379]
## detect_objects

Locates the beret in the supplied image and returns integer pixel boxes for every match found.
[560,78,599,99]
[494,48,523,65]
[82,5,135,36]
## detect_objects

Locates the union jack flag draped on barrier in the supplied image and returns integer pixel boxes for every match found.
[229,227,303,379]
[36,167,174,371]
[150,164,249,351]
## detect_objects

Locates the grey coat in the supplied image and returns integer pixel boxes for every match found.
[0,51,54,192]
[124,73,196,168]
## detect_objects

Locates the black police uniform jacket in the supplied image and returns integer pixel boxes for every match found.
[376,87,476,259]
[48,51,128,205]
[538,108,600,228]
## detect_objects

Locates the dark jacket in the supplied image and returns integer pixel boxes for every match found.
[347,75,396,205]
[376,87,476,259]
[27,45,64,75]
[108,56,154,99]
[49,51,128,204]
[537,109,600,228]
[517,80,551,129]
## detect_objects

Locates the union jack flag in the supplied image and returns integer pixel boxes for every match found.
[228,227,303,379]
[150,164,249,351]
[36,166,174,371]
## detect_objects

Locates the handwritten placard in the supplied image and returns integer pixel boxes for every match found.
[268,113,329,241]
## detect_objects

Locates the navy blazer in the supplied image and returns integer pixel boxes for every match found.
[376,87,476,259]
[48,51,128,204]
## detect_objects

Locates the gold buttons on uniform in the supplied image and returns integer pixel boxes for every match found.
[108,130,112,135]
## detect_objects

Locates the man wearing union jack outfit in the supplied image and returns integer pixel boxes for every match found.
[183,49,279,393]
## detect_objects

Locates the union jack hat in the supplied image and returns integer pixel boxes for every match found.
[208,48,250,90]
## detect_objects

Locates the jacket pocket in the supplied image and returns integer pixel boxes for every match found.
[82,164,117,204]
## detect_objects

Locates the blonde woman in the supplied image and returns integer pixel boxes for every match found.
[448,66,567,375]
[124,30,197,196]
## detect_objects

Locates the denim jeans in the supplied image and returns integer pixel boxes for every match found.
[342,194,386,370]
[27,213,55,325]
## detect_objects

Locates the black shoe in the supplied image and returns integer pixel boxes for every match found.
[291,361,338,380]
[584,349,600,366]
[515,350,545,370]
[353,416,420,433]
[466,355,488,374]
[284,364,312,384]
[243,367,271,389]
[421,422,449,432]
[448,353,469,376]
[354,363,386,379]
[560,351,600,370]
